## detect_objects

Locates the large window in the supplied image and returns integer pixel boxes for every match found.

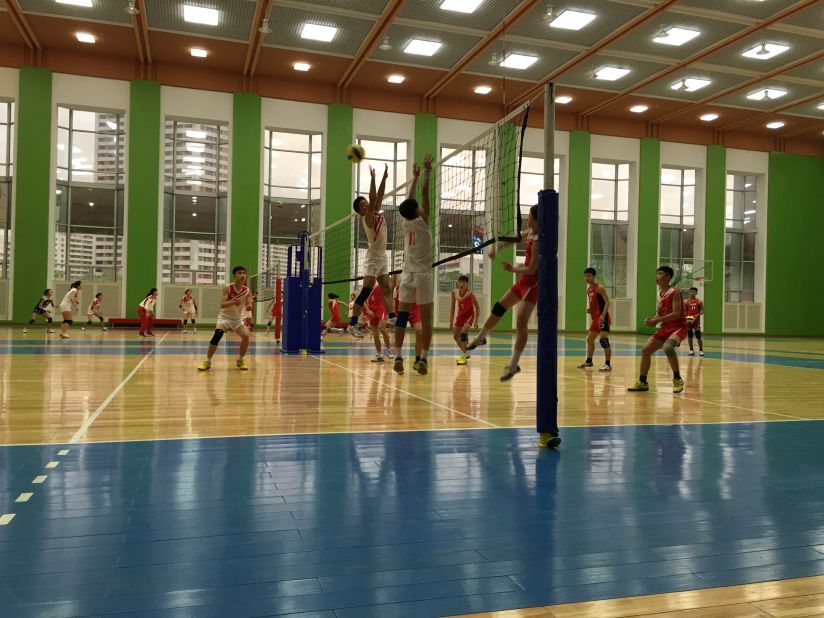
[659,167,695,273]
[725,174,757,302]
[262,130,322,276]
[590,162,629,298]
[516,156,560,264]
[162,119,228,284]
[55,108,125,281]
[0,101,13,280]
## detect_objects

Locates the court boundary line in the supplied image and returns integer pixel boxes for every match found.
[68,332,170,444]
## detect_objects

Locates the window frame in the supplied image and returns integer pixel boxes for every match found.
[0,99,14,280]
[589,160,631,299]
[658,166,697,275]
[724,173,758,303]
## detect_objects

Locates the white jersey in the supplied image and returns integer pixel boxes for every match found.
[181,295,196,313]
[402,217,432,274]
[60,288,78,313]
[87,299,101,315]
[362,212,387,260]
[139,296,156,312]
[218,284,249,323]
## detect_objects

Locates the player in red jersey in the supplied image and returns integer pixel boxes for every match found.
[198,266,251,371]
[467,205,539,382]
[685,287,704,357]
[628,266,687,394]
[578,268,612,371]
[363,286,392,362]
[449,275,480,366]
[323,293,347,334]
[266,279,283,343]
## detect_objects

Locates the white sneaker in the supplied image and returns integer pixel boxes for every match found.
[699,351,704,357]
[598,364,612,372]
[182,329,188,334]
[466,336,486,351]
[688,351,694,356]
[102,327,109,332]
[22,328,28,334]
[47,329,55,334]
[347,325,364,339]
[81,327,86,331]
[577,361,593,369]
[60,333,70,339]
[371,354,384,363]
[500,365,521,382]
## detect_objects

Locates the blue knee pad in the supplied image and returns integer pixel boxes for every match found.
[694,329,702,340]
[395,311,409,329]
[599,337,610,349]
[460,332,469,342]
[210,329,224,345]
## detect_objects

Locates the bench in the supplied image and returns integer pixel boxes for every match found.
[108,318,183,329]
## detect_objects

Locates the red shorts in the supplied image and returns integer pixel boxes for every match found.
[369,312,387,327]
[455,312,474,329]
[409,304,421,326]
[653,322,688,343]
[589,313,611,333]
[510,277,538,305]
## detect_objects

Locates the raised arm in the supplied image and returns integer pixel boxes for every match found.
[503,238,539,276]
[373,164,389,210]
[420,154,432,224]
[408,163,420,200]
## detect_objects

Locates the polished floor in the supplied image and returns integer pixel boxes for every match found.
[1,326,823,617]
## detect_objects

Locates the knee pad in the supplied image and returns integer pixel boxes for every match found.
[191,319,196,325]
[395,311,409,329]
[695,329,702,340]
[460,332,469,342]
[98,317,104,323]
[663,339,678,357]
[47,318,53,324]
[183,319,188,325]
[210,329,225,345]
[688,329,694,339]
[599,337,610,349]
[355,286,373,306]
[492,302,507,318]
[63,319,73,326]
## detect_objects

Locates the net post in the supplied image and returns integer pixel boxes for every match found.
[537,83,560,447]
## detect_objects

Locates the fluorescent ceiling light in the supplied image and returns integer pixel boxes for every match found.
[700,113,719,121]
[816,102,824,110]
[404,39,442,56]
[76,32,95,44]
[766,121,784,129]
[747,87,786,101]
[594,66,630,81]
[183,5,219,26]
[190,48,207,58]
[388,74,405,84]
[500,53,538,70]
[301,23,337,42]
[474,85,492,94]
[549,10,596,30]
[186,130,207,139]
[440,0,484,13]
[57,0,93,6]
[630,105,648,113]
[293,62,311,72]
[653,27,700,46]
[556,95,573,104]
[672,77,712,92]
[742,43,789,60]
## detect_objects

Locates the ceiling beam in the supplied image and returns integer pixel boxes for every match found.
[718,90,824,132]
[509,0,681,109]
[337,0,407,92]
[423,0,543,101]
[5,0,41,53]
[128,0,151,72]
[580,0,820,118]
[651,49,824,125]
[244,0,274,84]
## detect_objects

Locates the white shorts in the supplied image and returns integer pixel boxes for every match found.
[59,302,74,314]
[243,310,252,320]
[216,317,245,333]
[399,271,433,305]
[363,255,389,279]
[182,310,197,318]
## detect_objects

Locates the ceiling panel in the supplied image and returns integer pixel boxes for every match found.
[149,30,246,72]
[637,68,748,102]
[557,53,671,93]
[145,0,256,42]
[282,0,389,16]
[397,0,523,32]
[18,0,131,25]
[463,41,579,84]
[782,97,824,119]
[265,4,374,56]
[781,59,824,85]
[702,28,824,73]
[714,78,823,111]
[781,3,824,30]
[350,60,443,96]
[369,24,482,70]
[255,46,353,81]
[676,0,800,20]
[27,15,137,58]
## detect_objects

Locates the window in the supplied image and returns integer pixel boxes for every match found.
[725,174,757,302]
[659,167,695,274]
[590,162,629,298]
[0,101,13,280]
[262,130,322,277]
[162,119,228,285]
[55,108,125,282]
[516,156,560,264]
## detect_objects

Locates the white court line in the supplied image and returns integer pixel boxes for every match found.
[57,449,69,456]
[311,355,500,429]
[45,461,59,469]
[0,514,15,525]
[32,476,47,484]
[68,332,169,444]
[15,493,33,503]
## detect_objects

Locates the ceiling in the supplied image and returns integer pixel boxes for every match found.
[0,0,822,152]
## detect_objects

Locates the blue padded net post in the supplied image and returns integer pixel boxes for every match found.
[536,188,559,439]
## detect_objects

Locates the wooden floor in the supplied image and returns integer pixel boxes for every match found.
[1,326,823,617]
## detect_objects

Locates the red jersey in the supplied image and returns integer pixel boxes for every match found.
[685,299,702,316]
[328,300,341,323]
[519,235,537,286]
[587,284,607,318]
[367,287,387,320]
[658,287,687,327]
[454,289,475,325]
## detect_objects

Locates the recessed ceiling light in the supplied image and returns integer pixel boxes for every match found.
[293,62,311,72]
[388,74,405,84]
[76,32,95,44]
[556,95,573,104]
[474,85,492,94]
[404,39,442,56]
[653,27,700,46]
[500,53,538,70]
[630,105,648,113]
[301,23,337,42]
[549,10,596,30]
[440,0,484,13]
[671,77,712,92]
[747,87,786,101]
[817,102,824,110]
[700,113,719,121]
[190,48,207,58]
[742,43,789,60]
[183,5,219,26]
[766,121,784,129]
[57,0,93,6]
[594,66,630,81]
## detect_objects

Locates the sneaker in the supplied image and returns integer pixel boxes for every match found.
[198,360,211,372]
[371,354,384,363]
[237,359,249,371]
[412,360,421,373]
[102,327,109,332]
[466,336,486,351]
[138,333,145,337]
[193,328,197,333]
[577,361,593,369]
[688,351,694,356]
[537,433,562,449]
[386,317,397,328]
[627,381,649,392]
[60,333,70,339]
[500,364,521,382]
[456,355,467,366]
[146,333,155,337]
[275,339,280,345]
[81,327,86,331]
[393,357,404,375]
[416,358,428,376]
[598,364,612,372]
[699,351,704,357]
[347,325,364,338]
[47,329,55,334]
[182,329,188,334]
[22,328,28,334]
[673,378,684,394]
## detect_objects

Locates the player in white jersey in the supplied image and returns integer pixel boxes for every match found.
[179,289,198,333]
[58,281,82,339]
[393,154,434,376]
[348,164,397,337]
[138,289,158,337]
[83,293,108,331]
[198,265,251,371]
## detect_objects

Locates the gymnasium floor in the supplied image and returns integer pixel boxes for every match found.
[1,326,824,617]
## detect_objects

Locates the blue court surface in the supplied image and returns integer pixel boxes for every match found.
[3,422,824,617]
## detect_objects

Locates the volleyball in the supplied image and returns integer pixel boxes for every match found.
[687,316,695,324]
[346,144,365,163]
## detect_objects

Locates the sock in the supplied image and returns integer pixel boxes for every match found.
[183,320,188,326]
[98,317,104,324]
[585,357,592,364]
[420,351,428,361]
[27,319,34,325]
[86,321,92,326]
[415,356,420,363]
[674,371,681,380]
[699,344,703,351]
[509,348,523,368]
[605,359,610,366]
[689,344,693,351]
[639,375,647,384]
[389,312,396,319]
[349,316,357,327]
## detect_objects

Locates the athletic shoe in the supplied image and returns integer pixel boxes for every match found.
[371,354,384,363]
[688,351,694,356]
[60,333,70,339]
[198,360,211,372]
[386,317,396,328]
[237,359,249,371]
[627,381,649,392]
[416,359,428,376]
[699,351,704,357]
[147,333,155,337]
[673,378,684,394]
[22,328,28,334]
[193,329,197,333]
[102,327,109,332]
[412,360,421,373]
[598,364,612,372]
[500,364,521,382]
[537,433,562,449]
[577,361,593,369]
[456,356,467,366]
[138,333,145,337]
[466,336,486,351]
[182,329,188,334]
[81,327,86,331]
[275,339,280,345]
[347,325,364,338]
[47,329,55,334]
[393,357,404,375]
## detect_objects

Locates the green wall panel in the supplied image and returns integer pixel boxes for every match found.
[125,80,160,317]
[229,92,262,275]
[636,137,660,332]
[323,103,353,301]
[564,130,590,331]
[703,144,725,334]
[414,113,438,242]
[12,68,52,322]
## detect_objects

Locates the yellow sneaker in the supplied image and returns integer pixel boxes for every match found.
[537,433,561,449]
[627,381,649,392]
[197,360,211,372]
[673,378,684,394]
[237,359,249,371]
[456,356,467,366]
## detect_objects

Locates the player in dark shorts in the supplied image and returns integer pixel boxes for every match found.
[23,289,55,334]
[578,268,613,371]
[685,287,704,357]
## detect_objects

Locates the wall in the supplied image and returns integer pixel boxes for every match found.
[0,67,19,319]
